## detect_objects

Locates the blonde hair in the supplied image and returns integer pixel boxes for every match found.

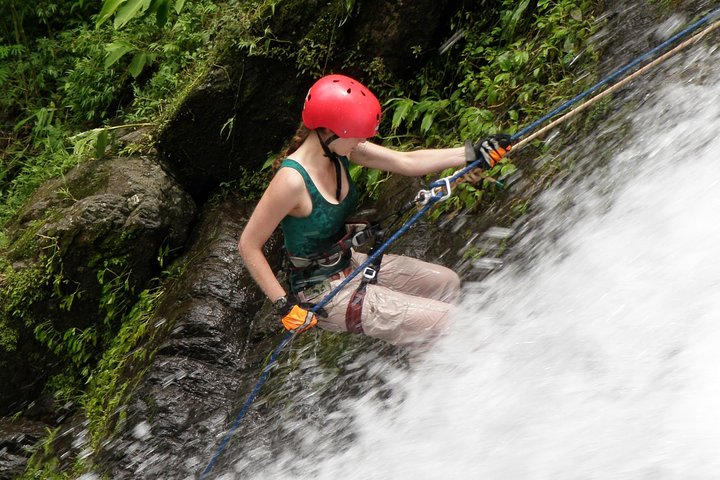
[273,123,311,171]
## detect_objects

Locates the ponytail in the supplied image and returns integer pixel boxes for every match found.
[273,123,311,171]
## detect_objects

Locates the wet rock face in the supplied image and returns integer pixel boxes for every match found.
[347,0,461,75]
[95,195,280,480]
[0,418,46,480]
[0,155,196,415]
[2,0,464,466]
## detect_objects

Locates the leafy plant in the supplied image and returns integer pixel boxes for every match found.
[96,0,187,30]
[97,0,188,79]
[380,0,596,213]
[82,263,179,449]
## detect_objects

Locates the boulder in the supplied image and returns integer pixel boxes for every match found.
[0,155,196,415]
[94,194,280,479]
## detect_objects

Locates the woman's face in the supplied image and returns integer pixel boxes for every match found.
[329,136,367,157]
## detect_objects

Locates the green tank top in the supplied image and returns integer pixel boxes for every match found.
[279,157,357,291]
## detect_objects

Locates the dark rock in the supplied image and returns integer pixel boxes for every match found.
[95,194,278,479]
[0,417,46,480]
[0,155,196,415]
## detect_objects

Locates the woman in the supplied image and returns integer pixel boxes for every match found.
[239,74,511,347]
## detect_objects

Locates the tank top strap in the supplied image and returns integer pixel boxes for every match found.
[278,158,321,199]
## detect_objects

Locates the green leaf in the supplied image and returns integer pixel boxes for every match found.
[503,0,530,42]
[390,98,414,131]
[348,162,363,182]
[514,50,529,65]
[500,163,517,176]
[494,72,511,84]
[174,0,186,14]
[114,0,146,29]
[0,66,10,85]
[155,0,171,27]
[95,129,109,159]
[496,52,513,72]
[128,52,154,77]
[96,0,126,27]
[366,168,380,186]
[420,112,434,134]
[104,41,134,68]
[220,116,235,140]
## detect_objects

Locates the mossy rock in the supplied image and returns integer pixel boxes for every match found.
[0,154,196,415]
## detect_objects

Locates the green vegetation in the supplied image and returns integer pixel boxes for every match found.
[0,227,60,352]
[1,2,218,476]
[0,0,219,231]
[385,0,596,141]
[380,0,597,215]
[2,0,601,477]
[17,264,179,479]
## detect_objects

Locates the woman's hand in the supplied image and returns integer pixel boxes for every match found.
[465,134,513,169]
[273,294,327,332]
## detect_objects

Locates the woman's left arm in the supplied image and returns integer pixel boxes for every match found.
[349,141,466,176]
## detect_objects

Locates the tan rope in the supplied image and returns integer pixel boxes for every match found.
[514,16,720,150]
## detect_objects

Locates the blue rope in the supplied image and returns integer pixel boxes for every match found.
[199,331,294,479]
[199,7,719,477]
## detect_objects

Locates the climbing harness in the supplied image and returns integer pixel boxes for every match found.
[345,227,386,334]
[199,7,720,478]
[286,221,379,270]
[285,220,382,291]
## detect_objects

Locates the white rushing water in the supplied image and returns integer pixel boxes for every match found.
[237,41,720,480]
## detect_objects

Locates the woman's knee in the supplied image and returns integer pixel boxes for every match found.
[360,286,454,346]
[431,265,461,303]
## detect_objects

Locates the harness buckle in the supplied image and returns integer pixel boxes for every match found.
[362,266,377,281]
[351,229,370,247]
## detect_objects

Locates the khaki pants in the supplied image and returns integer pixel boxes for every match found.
[306,251,460,346]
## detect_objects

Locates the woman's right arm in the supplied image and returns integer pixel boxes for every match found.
[238,169,304,302]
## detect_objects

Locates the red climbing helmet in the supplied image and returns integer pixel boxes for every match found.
[302,74,382,138]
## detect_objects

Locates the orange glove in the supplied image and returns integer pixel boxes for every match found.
[281,304,318,332]
[273,295,325,333]
[466,133,513,169]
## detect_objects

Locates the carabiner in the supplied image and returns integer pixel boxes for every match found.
[414,189,432,206]
[415,177,453,206]
[432,176,452,202]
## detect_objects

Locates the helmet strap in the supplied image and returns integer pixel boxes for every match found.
[315,130,343,201]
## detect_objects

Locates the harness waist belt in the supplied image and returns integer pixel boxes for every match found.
[287,222,380,270]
